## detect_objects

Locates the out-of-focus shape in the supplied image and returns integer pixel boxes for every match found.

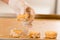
[45,31,57,39]
[28,31,40,38]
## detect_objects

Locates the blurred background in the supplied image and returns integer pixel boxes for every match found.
[0,0,60,18]
[0,0,60,39]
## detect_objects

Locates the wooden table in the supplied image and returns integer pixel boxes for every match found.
[0,18,60,39]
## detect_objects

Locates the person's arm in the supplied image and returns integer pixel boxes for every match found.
[1,0,9,4]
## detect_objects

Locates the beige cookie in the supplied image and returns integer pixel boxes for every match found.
[45,31,57,39]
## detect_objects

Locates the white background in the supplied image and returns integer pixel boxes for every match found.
[0,0,56,17]
[25,0,55,14]
[0,1,16,17]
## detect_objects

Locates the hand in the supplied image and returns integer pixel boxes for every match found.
[1,0,9,4]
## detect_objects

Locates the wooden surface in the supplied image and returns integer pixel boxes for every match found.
[35,14,60,19]
[0,18,60,39]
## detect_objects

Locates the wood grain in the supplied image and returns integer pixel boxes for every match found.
[0,18,59,39]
